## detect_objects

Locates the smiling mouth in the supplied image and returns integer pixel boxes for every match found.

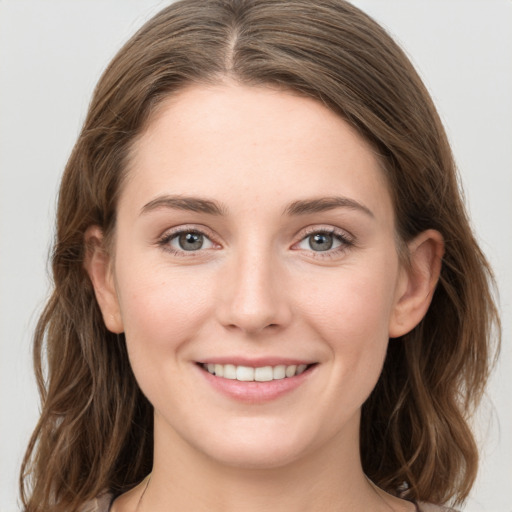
[199,363,315,382]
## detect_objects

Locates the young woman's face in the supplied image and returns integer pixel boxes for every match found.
[101,83,416,469]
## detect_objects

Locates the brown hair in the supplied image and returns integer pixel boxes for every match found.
[20,1,500,510]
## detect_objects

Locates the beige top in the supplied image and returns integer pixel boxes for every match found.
[79,493,113,512]
[81,493,459,512]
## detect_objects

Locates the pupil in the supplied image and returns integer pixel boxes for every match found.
[179,232,203,251]
[309,233,333,251]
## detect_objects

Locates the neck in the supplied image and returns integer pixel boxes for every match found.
[127,413,411,512]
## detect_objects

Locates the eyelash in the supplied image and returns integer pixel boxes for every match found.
[157,225,218,257]
[293,226,355,260]
[156,225,355,259]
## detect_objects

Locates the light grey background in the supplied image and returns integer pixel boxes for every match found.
[1,1,510,511]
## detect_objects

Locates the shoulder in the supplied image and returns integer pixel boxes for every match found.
[416,502,460,512]
[80,492,114,512]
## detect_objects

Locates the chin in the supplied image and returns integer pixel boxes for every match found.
[204,441,306,470]
[190,419,321,470]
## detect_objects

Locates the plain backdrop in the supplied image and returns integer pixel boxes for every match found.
[0,1,511,511]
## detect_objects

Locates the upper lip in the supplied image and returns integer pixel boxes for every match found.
[196,357,316,367]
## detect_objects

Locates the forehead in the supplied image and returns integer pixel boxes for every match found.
[123,83,393,223]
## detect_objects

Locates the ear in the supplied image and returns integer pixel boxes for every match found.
[84,226,124,333]
[388,229,444,338]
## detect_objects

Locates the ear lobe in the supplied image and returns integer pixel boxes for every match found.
[84,226,124,334]
[389,229,444,338]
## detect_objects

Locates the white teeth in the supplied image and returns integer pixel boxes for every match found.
[273,365,286,380]
[236,366,255,381]
[285,365,297,377]
[203,363,311,381]
[255,366,273,382]
[296,364,307,375]
[223,364,237,379]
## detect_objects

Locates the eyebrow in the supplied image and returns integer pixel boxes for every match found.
[284,196,374,218]
[140,195,227,216]
[140,194,374,218]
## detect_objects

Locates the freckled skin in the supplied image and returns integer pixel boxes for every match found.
[90,83,437,512]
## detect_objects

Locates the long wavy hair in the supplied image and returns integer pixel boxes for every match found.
[20,1,500,510]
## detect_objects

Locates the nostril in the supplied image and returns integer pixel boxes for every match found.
[224,321,280,333]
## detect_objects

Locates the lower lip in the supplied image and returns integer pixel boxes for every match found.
[197,364,316,403]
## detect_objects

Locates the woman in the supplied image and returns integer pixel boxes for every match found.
[19,1,499,511]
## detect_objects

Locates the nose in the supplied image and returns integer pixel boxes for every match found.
[216,245,292,335]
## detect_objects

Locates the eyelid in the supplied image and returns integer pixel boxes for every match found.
[155,223,355,258]
[157,224,221,254]
[295,225,355,244]
[291,225,356,256]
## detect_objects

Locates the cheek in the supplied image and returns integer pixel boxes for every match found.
[302,262,397,341]
[114,261,215,369]
[296,259,399,394]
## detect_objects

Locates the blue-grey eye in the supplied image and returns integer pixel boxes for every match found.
[309,233,333,251]
[169,231,214,251]
[297,231,343,252]
[179,232,203,250]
